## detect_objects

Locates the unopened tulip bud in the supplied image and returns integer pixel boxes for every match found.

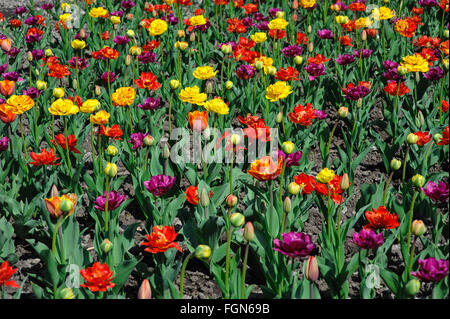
[126,13,133,20]
[230,213,245,227]
[338,106,349,118]
[27,51,33,62]
[267,66,277,76]
[226,194,238,208]
[397,66,408,75]
[292,0,299,9]
[144,135,154,146]
[276,111,283,123]
[307,25,312,34]
[45,49,53,56]
[190,32,196,42]
[72,79,78,90]
[405,279,421,296]
[126,30,135,38]
[170,79,180,90]
[291,13,297,22]
[383,0,389,3]
[340,173,350,190]
[195,245,211,259]
[288,182,301,195]
[282,141,295,154]
[390,158,402,171]
[243,222,254,241]
[444,30,449,38]
[415,72,420,83]
[308,42,314,52]
[138,279,152,299]
[60,288,75,299]
[407,133,418,144]
[305,256,319,282]
[415,111,424,128]
[206,82,213,94]
[412,220,426,237]
[276,11,285,18]
[162,144,171,159]
[443,60,449,71]
[225,81,233,90]
[36,80,47,91]
[412,174,425,188]
[125,55,132,66]
[95,85,102,96]
[106,145,118,156]
[59,198,74,214]
[294,55,303,65]
[104,162,118,178]
[361,30,367,41]
[254,61,264,70]
[53,87,65,98]
[356,98,363,108]
[221,44,232,55]
[433,133,443,144]
[80,29,86,39]
[283,197,292,213]
[230,134,241,145]
[200,188,210,207]
[101,238,113,253]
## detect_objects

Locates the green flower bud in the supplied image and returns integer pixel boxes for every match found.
[104,162,118,178]
[230,213,245,227]
[59,198,74,214]
[293,56,303,65]
[243,222,254,242]
[340,173,350,190]
[106,145,118,156]
[226,194,238,208]
[412,174,425,188]
[433,133,443,144]
[338,106,349,118]
[390,158,402,171]
[415,111,424,128]
[101,238,113,253]
[412,220,426,237]
[282,141,295,154]
[276,111,283,123]
[225,81,233,90]
[407,133,418,145]
[200,188,210,208]
[405,279,421,296]
[162,144,170,159]
[283,197,292,213]
[60,288,75,299]
[254,61,264,70]
[195,244,211,259]
[144,135,155,146]
[288,182,301,195]
[230,134,241,145]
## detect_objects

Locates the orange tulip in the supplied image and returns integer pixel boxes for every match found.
[0,38,11,52]
[44,193,78,218]
[0,103,17,123]
[248,155,283,181]
[188,110,208,131]
[0,80,15,97]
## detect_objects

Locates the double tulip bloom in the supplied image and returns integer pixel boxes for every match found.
[273,232,315,258]
[48,98,79,116]
[112,87,136,107]
[141,225,182,254]
[4,95,34,114]
[248,155,283,181]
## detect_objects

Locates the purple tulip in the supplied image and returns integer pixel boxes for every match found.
[424,66,445,81]
[0,136,9,152]
[383,60,404,81]
[236,64,255,80]
[22,87,40,99]
[7,48,21,58]
[121,0,136,9]
[0,64,7,74]
[278,150,303,168]
[314,110,328,119]
[162,13,179,25]
[335,1,348,10]
[317,29,334,40]
[101,72,117,84]
[14,7,27,15]
[412,257,449,282]
[253,13,268,21]
[304,62,326,81]
[144,175,176,197]
[129,132,149,150]
[32,49,45,60]
[418,0,439,7]
[68,57,89,70]
[40,3,54,10]
[335,54,356,65]
[353,49,373,59]
[25,16,39,26]
[273,232,315,258]
[343,84,371,100]
[137,97,162,110]
[242,17,254,27]
[3,72,21,81]
[282,45,303,57]
[111,11,125,17]
[352,229,384,250]
[138,51,157,64]
[114,35,130,45]
[269,8,282,16]
[256,21,269,31]
[193,21,211,32]
[94,191,126,211]
[421,181,449,202]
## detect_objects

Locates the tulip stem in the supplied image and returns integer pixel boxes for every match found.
[19,114,28,163]
[240,242,250,299]
[179,253,193,299]
[229,148,234,195]
[327,184,331,243]
[63,117,72,178]
[127,106,133,135]
[406,190,418,259]
[168,91,174,135]
[52,215,65,261]
[279,101,285,137]
[225,206,232,299]
[382,171,394,206]
[310,281,315,300]
[402,145,410,184]
[51,115,55,141]
[280,161,287,232]
[90,123,95,168]
[325,122,339,166]
[407,235,417,280]
[105,176,110,234]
